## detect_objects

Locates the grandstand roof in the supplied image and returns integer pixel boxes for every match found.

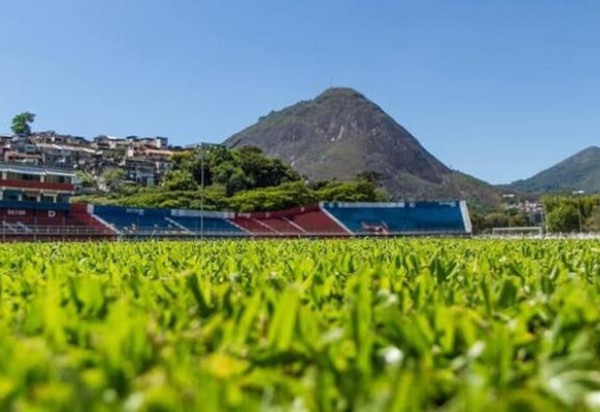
[0,162,76,177]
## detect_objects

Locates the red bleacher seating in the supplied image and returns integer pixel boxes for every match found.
[260,218,304,234]
[290,210,347,235]
[70,204,115,235]
[231,204,347,236]
[231,217,276,234]
[0,209,36,225]
[0,204,114,238]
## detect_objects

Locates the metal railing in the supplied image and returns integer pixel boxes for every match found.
[0,224,113,236]
[0,178,75,191]
[0,161,77,172]
[0,224,470,241]
[112,228,468,238]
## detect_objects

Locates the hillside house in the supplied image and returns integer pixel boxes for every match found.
[36,143,99,167]
[3,151,42,165]
[93,135,128,150]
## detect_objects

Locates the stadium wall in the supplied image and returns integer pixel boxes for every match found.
[0,200,472,241]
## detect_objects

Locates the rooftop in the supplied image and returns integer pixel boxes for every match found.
[0,162,76,177]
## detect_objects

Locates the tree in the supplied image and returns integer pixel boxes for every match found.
[468,211,486,234]
[315,180,387,202]
[101,168,127,192]
[584,207,600,232]
[11,112,35,136]
[163,170,197,191]
[170,151,196,170]
[546,204,580,233]
[236,146,300,188]
[542,194,600,232]
[211,161,251,196]
[483,212,510,229]
[228,182,317,212]
[75,171,97,189]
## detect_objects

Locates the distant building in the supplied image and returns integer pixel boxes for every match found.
[11,136,37,154]
[31,131,89,146]
[128,136,168,149]
[93,135,128,150]
[0,163,76,203]
[0,131,179,188]
[35,143,99,167]
[122,159,156,186]
[3,151,42,165]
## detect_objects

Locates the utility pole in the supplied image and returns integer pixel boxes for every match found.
[199,142,209,241]
[197,142,223,240]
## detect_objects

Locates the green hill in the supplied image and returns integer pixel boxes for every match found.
[508,146,600,194]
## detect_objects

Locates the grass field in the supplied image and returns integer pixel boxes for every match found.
[1,239,600,411]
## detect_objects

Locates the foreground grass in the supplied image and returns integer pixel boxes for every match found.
[1,239,600,410]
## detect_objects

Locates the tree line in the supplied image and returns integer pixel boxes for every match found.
[542,194,600,233]
[76,145,388,211]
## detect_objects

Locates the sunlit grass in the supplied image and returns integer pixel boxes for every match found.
[0,239,599,410]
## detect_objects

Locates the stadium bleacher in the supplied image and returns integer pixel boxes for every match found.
[232,216,277,235]
[289,208,347,235]
[322,201,470,235]
[91,205,185,235]
[0,162,473,240]
[231,204,349,236]
[0,196,472,241]
[169,210,245,236]
[69,204,115,236]
[260,217,304,234]
[0,201,112,238]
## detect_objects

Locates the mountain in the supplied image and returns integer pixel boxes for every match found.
[224,87,502,207]
[508,146,600,194]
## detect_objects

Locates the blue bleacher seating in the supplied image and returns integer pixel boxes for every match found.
[169,216,244,235]
[92,205,180,234]
[92,205,245,236]
[323,201,469,235]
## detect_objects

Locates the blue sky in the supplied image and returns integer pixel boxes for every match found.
[1,1,599,184]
